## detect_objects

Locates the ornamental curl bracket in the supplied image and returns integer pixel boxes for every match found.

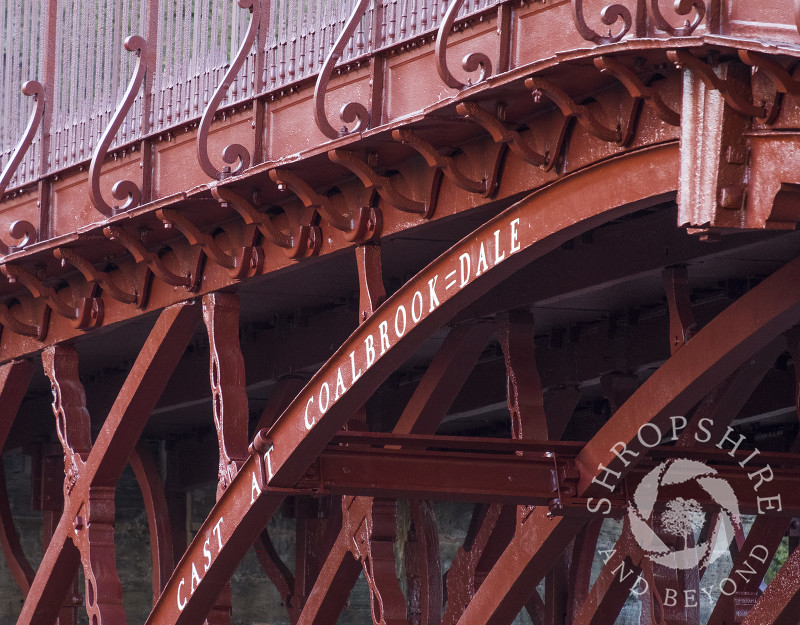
[572,0,633,45]
[269,168,381,243]
[0,264,103,330]
[525,77,629,144]
[738,50,800,97]
[650,0,705,37]
[0,299,49,340]
[88,36,148,217]
[435,0,492,89]
[667,50,766,118]
[456,102,548,168]
[197,0,260,180]
[392,128,503,196]
[739,50,800,123]
[328,150,431,217]
[212,187,321,259]
[103,225,201,291]
[594,56,680,126]
[0,221,38,257]
[156,208,263,279]
[0,81,44,198]
[314,0,371,139]
[53,247,144,307]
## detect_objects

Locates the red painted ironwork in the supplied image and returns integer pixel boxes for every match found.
[4,3,800,625]
[196,0,260,180]
[435,0,491,89]
[313,0,371,138]
[87,36,149,217]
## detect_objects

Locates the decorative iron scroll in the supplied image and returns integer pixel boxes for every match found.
[572,0,633,45]
[435,0,492,89]
[88,36,148,217]
[649,0,705,36]
[0,81,45,198]
[0,221,37,256]
[197,0,260,179]
[314,0,371,138]
[0,81,42,255]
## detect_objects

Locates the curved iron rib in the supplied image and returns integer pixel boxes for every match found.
[197,0,260,179]
[435,0,492,89]
[88,36,148,217]
[0,81,45,198]
[314,0,371,139]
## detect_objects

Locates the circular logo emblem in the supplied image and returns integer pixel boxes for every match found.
[628,458,742,570]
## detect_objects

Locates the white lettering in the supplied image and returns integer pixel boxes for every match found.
[510,218,521,253]
[610,441,639,467]
[757,495,782,514]
[264,445,274,481]
[379,321,390,354]
[592,463,621,493]
[411,291,423,323]
[694,417,713,443]
[476,242,488,276]
[586,497,612,515]
[318,382,330,414]
[750,544,770,564]
[663,588,677,607]
[494,229,505,264]
[631,575,649,595]
[365,335,375,368]
[395,305,407,338]
[190,562,201,594]
[203,538,212,572]
[719,577,737,596]
[734,559,757,584]
[428,276,440,311]
[251,470,261,504]
[637,423,662,448]
[748,464,774,491]
[612,561,636,584]
[213,517,224,550]
[684,590,697,608]
[350,350,362,383]
[459,252,471,287]
[335,367,346,400]
[717,427,747,455]
[670,415,687,441]
[739,448,761,467]
[177,578,187,611]
[304,396,316,429]
[598,549,616,564]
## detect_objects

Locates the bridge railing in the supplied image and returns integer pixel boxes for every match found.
[0,0,498,193]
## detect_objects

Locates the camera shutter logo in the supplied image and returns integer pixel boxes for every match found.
[628,458,742,570]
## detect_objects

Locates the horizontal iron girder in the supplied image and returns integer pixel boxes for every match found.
[275,433,800,515]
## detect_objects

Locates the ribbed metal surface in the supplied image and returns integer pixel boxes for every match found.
[0,0,499,190]
[0,1,47,188]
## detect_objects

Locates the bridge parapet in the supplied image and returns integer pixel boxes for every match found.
[0,0,800,358]
[0,0,797,226]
